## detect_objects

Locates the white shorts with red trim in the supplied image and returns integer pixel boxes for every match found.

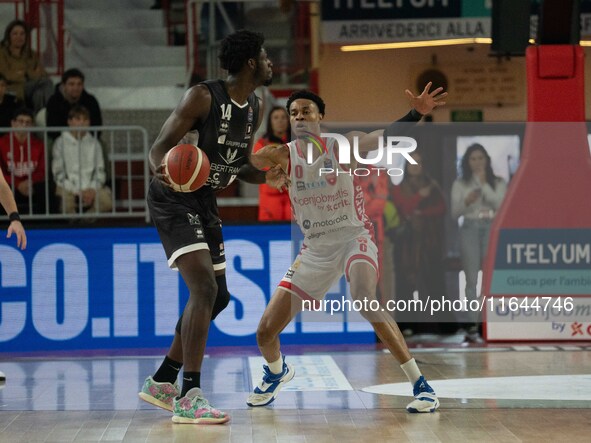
[278,233,378,302]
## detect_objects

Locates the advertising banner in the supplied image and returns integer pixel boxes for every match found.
[321,0,591,44]
[0,226,373,354]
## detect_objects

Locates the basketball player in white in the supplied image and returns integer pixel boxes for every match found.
[246,85,446,412]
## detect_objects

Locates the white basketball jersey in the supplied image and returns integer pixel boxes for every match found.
[288,138,374,247]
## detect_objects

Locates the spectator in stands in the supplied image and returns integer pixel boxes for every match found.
[0,73,20,127]
[0,107,47,214]
[0,20,53,114]
[391,149,446,335]
[46,68,102,140]
[0,164,26,249]
[253,106,291,221]
[52,105,112,215]
[451,143,507,343]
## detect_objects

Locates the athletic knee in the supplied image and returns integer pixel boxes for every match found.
[187,278,218,308]
[211,275,231,320]
[256,320,275,347]
[351,287,380,320]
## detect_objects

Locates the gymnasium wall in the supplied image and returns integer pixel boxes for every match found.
[317,44,591,122]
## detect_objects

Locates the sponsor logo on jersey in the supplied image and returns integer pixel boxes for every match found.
[294,188,349,206]
[307,231,326,240]
[187,213,201,226]
[221,148,244,165]
[218,116,230,136]
[311,214,349,228]
[295,179,328,191]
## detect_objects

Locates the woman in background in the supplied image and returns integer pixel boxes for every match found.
[0,20,53,113]
[253,106,291,221]
[451,143,507,343]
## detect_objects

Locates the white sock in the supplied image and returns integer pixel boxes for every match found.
[400,358,422,386]
[267,354,283,374]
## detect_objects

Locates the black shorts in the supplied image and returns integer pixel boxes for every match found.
[147,179,225,270]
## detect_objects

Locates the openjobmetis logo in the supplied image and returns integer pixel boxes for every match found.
[298,131,418,177]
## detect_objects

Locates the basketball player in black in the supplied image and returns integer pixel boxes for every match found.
[138,30,287,424]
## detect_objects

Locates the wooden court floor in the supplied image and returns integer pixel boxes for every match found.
[1,343,590,442]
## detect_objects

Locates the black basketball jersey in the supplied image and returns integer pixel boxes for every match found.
[192,80,260,191]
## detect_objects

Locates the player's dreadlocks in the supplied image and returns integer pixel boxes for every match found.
[218,29,265,75]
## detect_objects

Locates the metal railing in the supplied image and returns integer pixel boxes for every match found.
[0,125,150,222]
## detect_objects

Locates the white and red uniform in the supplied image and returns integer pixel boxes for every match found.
[279,137,379,301]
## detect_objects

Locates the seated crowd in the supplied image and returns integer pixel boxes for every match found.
[0,17,110,217]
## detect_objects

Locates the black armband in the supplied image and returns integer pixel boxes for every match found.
[9,212,20,222]
[410,108,424,120]
[384,109,423,138]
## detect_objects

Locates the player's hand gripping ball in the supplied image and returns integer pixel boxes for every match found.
[163,144,210,192]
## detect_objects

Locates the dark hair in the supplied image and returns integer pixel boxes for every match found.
[1,20,32,56]
[218,29,265,75]
[0,72,6,83]
[264,106,291,144]
[286,90,326,116]
[12,107,34,121]
[460,143,497,189]
[62,68,85,84]
[68,104,90,120]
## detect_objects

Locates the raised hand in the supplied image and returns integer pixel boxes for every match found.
[405,81,447,115]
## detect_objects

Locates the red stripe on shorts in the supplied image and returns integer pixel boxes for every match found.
[345,254,379,281]
[278,280,322,310]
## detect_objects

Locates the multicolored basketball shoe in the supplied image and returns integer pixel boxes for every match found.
[406,376,440,413]
[172,388,230,424]
[247,355,295,407]
[138,376,179,412]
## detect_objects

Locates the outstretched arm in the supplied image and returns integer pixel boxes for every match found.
[383,81,446,139]
[250,144,289,171]
[348,82,447,153]
[246,144,291,191]
[0,169,26,250]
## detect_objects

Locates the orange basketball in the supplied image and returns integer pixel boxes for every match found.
[164,144,210,192]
